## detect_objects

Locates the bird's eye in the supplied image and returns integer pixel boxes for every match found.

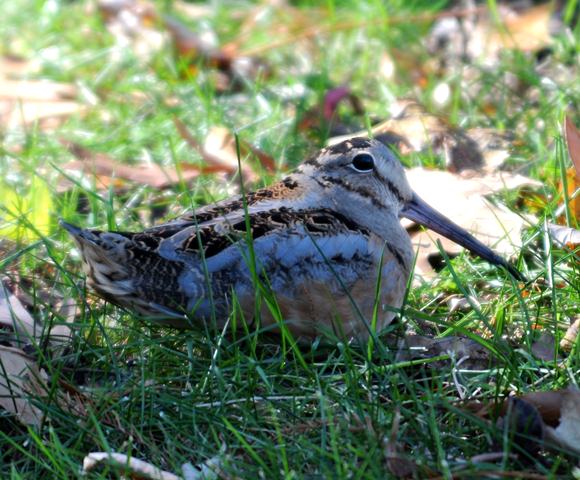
[351,153,375,172]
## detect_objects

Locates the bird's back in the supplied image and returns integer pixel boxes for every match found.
[62,198,407,340]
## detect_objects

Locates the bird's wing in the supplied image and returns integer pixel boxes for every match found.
[143,208,374,297]
[143,182,295,235]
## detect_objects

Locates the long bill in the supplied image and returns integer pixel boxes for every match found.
[400,193,524,281]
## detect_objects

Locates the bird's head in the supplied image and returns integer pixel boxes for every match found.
[296,137,523,280]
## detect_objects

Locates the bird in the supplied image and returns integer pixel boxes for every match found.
[61,137,521,342]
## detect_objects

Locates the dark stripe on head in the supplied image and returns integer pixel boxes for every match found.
[303,154,321,166]
[321,175,386,210]
[374,170,405,203]
[326,137,373,155]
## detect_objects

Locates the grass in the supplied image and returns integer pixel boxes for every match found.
[0,0,579,478]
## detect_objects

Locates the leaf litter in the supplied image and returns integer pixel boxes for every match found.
[82,450,228,480]
[1,0,578,476]
[0,56,84,130]
[0,271,76,425]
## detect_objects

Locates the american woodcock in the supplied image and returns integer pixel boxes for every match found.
[62,137,521,341]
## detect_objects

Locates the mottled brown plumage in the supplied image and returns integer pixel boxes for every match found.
[62,137,520,342]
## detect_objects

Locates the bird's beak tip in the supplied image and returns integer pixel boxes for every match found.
[401,193,523,280]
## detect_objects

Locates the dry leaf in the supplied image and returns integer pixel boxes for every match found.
[404,168,539,278]
[98,0,166,62]
[0,79,76,101]
[328,100,443,154]
[547,223,580,248]
[395,334,490,370]
[62,143,204,190]
[0,76,83,129]
[0,280,38,342]
[470,390,580,456]
[0,345,47,426]
[82,452,181,480]
[98,0,264,91]
[172,1,213,20]
[519,390,580,454]
[174,119,272,182]
[531,333,560,362]
[328,100,513,173]
[517,391,567,427]
[0,100,84,130]
[557,167,580,222]
[0,278,76,355]
[383,408,417,478]
[463,128,514,173]
[0,55,39,78]
[498,397,545,455]
[163,15,232,71]
[544,390,580,454]
[560,316,579,352]
[428,4,555,66]
[564,116,580,180]
[203,127,259,181]
[48,298,77,352]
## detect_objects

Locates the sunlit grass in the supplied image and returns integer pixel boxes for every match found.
[0,0,578,478]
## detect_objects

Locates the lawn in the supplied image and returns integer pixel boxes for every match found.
[0,0,579,478]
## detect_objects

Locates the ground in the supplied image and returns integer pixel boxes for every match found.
[0,0,579,478]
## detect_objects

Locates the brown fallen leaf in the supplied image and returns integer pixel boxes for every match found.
[328,100,444,154]
[0,79,77,101]
[0,55,39,78]
[462,128,514,173]
[0,345,47,426]
[48,298,77,353]
[174,118,274,182]
[519,390,580,454]
[516,391,567,428]
[0,100,84,130]
[1,276,76,353]
[564,116,580,180]
[61,142,207,190]
[98,0,265,91]
[163,14,232,70]
[97,0,166,62]
[328,100,514,173]
[395,334,491,371]
[530,333,561,362]
[543,390,580,454]
[560,116,580,221]
[166,14,269,91]
[383,408,418,479]
[497,397,545,455]
[202,127,261,182]
[0,279,38,343]
[472,394,579,461]
[557,167,580,222]
[560,316,579,352]
[546,223,580,248]
[428,3,556,67]
[403,168,539,278]
[0,72,83,130]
